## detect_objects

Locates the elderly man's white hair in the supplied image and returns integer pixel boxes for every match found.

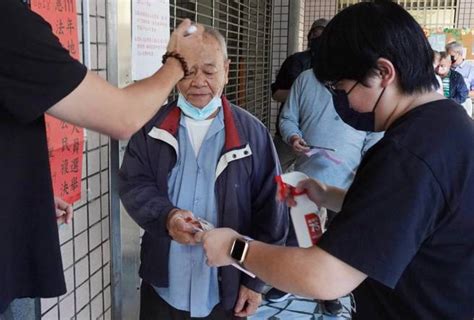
[204,27,228,60]
[446,41,464,55]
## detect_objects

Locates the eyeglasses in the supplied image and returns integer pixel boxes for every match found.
[324,81,359,96]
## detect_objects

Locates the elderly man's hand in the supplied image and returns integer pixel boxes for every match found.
[195,228,240,267]
[167,209,199,245]
[55,196,73,225]
[234,285,262,317]
[289,135,310,153]
[166,19,204,73]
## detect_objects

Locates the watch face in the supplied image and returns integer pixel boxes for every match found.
[230,239,247,261]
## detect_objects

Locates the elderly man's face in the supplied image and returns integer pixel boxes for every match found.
[447,49,461,66]
[437,57,451,77]
[177,34,230,108]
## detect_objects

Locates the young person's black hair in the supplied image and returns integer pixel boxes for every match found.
[313,0,438,94]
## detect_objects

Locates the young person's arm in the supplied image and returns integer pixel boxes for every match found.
[48,20,204,140]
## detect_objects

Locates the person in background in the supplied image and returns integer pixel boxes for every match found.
[198,2,474,319]
[446,41,474,117]
[446,41,474,96]
[432,50,444,95]
[0,0,204,318]
[271,18,329,171]
[119,27,288,320]
[436,51,469,107]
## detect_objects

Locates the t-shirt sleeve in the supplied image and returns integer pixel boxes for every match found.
[271,55,298,93]
[0,0,87,123]
[318,140,444,288]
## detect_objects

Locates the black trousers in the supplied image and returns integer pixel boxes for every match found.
[140,281,245,320]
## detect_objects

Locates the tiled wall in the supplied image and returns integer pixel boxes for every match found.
[457,0,474,28]
[302,0,337,48]
[270,0,290,134]
[298,0,306,52]
[41,0,112,319]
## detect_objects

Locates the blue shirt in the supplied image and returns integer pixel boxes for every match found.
[155,110,225,317]
[279,70,383,188]
[454,60,474,91]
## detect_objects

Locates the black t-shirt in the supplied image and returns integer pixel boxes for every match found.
[271,50,312,95]
[319,99,474,319]
[0,0,87,312]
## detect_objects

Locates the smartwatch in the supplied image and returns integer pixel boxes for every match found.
[230,236,253,264]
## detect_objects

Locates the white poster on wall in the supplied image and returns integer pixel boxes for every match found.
[428,33,446,52]
[132,0,170,81]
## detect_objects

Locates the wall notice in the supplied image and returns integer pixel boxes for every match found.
[426,28,474,60]
[31,0,84,203]
[132,0,170,80]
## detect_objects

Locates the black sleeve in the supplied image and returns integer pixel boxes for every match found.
[271,55,300,93]
[318,140,445,288]
[0,0,87,123]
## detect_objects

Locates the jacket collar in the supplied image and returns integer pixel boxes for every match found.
[155,96,244,151]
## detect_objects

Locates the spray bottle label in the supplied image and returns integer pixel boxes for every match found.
[304,213,323,245]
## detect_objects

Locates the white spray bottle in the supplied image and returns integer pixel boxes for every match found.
[277,171,327,248]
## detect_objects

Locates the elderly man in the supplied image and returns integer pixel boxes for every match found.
[119,27,287,319]
[446,41,474,116]
[446,41,474,95]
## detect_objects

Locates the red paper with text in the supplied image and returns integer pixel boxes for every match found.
[32,0,83,203]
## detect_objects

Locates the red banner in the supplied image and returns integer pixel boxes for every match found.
[31,0,83,203]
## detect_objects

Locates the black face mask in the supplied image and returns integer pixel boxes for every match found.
[327,82,385,132]
[309,36,321,56]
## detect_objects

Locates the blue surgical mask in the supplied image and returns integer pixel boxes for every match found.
[177,93,221,120]
[326,82,385,132]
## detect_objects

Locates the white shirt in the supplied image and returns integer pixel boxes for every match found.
[436,74,444,95]
[184,116,214,156]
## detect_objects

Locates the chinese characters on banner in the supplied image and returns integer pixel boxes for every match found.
[132,0,170,80]
[31,0,84,203]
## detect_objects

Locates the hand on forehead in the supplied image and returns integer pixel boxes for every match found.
[191,34,227,68]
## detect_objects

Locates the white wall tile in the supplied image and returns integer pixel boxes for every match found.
[75,281,90,311]
[61,241,74,269]
[89,223,102,249]
[89,198,101,226]
[74,232,89,261]
[76,304,90,320]
[73,205,88,236]
[90,269,103,297]
[91,294,104,319]
[59,293,75,320]
[75,256,90,286]
[41,306,58,320]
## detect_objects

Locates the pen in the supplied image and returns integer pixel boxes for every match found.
[231,263,256,278]
[306,145,336,152]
